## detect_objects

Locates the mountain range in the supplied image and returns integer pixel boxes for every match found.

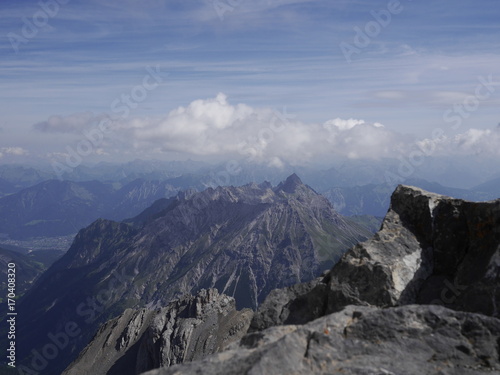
[2,159,499,241]
[0,179,187,239]
[13,174,371,374]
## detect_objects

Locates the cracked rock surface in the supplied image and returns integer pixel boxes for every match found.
[63,289,253,375]
[143,304,500,375]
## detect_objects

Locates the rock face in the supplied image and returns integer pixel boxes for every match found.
[144,304,500,375]
[252,185,500,331]
[63,289,253,375]
[328,184,500,312]
[15,174,370,374]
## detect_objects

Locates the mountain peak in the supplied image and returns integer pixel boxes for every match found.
[278,173,304,193]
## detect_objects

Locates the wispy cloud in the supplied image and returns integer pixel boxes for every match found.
[0,147,29,156]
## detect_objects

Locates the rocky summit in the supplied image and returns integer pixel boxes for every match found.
[138,184,500,375]
[15,174,370,374]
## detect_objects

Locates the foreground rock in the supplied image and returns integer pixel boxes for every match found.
[63,289,253,375]
[252,185,500,331]
[144,304,500,375]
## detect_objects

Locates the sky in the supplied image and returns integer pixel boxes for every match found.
[1,0,500,167]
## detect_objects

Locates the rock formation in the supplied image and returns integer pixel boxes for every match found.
[63,289,252,375]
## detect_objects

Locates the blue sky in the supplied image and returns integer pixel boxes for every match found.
[1,0,500,165]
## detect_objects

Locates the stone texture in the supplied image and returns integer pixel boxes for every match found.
[63,289,253,375]
[143,304,500,375]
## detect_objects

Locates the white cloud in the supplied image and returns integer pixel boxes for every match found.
[452,128,500,155]
[417,127,500,157]
[324,118,366,131]
[132,93,255,155]
[128,94,407,163]
[1,147,29,156]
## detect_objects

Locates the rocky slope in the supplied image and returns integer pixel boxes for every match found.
[145,304,500,375]
[63,289,253,375]
[140,184,500,375]
[15,174,369,374]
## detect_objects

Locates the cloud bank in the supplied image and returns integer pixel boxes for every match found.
[31,94,500,165]
[120,93,410,165]
[417,127,500,157]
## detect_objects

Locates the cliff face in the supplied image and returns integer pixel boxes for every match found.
[143,185,500,375]
[335,184,500,312]
[63,289,253,375]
